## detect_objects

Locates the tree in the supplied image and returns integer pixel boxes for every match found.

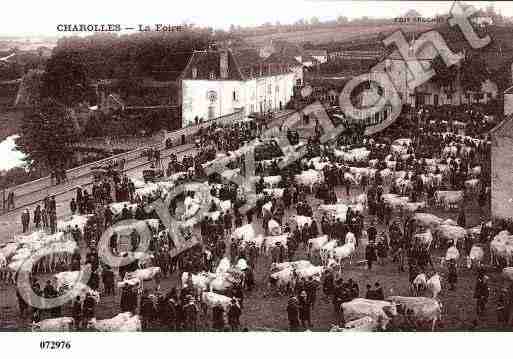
[460,54,489,93]
[310,17,320,25]
[16,98,78,173]
[40,49,89,107]
[337,16,348,24]
[403,9,422,18]
[14,69,43,107]
[431,55,458,88]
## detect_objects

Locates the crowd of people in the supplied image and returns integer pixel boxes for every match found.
[6,103,513,332]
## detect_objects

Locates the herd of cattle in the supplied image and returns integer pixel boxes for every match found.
[2,120,513,331]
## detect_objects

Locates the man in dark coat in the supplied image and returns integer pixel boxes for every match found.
[305,277,318,309]
[140,290,155,330]
[72,296,82,330]
[227,299,242,331]
[183,296,199,331]
[82,293,96,328]
[212,303,225,331]
[474,275,490,317]
[373,282,385,300]
[287,295,300,331]
[298,290,311,329]
[102,266,115,296]
[70,198,77,215]
[365,242,377,270]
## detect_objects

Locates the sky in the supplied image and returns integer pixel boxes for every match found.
[1,0,512,37]
[0,135,26,171]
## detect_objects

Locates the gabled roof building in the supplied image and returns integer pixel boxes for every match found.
[180,49,303,126]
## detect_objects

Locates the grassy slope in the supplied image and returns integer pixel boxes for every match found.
[243,23,435,47]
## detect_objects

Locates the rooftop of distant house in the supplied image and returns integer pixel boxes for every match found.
[180,49,300,81]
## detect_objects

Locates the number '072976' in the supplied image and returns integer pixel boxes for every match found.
[39,340,71,350]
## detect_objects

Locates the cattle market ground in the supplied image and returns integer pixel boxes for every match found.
[0,182,504,332]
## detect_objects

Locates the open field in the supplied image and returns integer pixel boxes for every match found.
[243,23,435,47]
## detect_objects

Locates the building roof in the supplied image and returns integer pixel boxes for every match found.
[387,40,462,61]
[301,53,317,64]
[272,40,303,58]
[180,49,297,81]
[232,48,262,68]
[180,50,244,81]
[303,49,327,57]
[504,85,513,95]
[490,114,513,139]
[264,52,302,67]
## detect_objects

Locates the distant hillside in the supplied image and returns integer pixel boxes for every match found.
[242,22,436,47]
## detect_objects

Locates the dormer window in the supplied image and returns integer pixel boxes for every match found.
[192,67,197,79]
[209,71,216,80]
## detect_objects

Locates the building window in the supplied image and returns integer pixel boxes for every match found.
[268,84,272,94]
[233,91,237,101]
[209,71,216,80]
[192,67,197,79]
[296,79,302,86]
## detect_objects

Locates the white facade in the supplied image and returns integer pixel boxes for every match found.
[311,54,328,64]
[182,72,296,126]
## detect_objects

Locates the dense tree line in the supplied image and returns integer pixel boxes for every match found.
[16,98,78,173]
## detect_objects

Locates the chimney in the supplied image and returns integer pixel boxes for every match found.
[220,50,229,79]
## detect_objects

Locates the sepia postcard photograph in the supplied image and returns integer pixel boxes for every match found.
[0,1,512,347]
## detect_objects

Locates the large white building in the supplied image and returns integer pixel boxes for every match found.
[180,49,302,127]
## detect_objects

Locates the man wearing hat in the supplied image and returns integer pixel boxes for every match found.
[287,295,300,331]
[213,303,225,331]
[474,275,489,318]
[183,295,198,331]
[228,298,241,331]
[299,290,311,329]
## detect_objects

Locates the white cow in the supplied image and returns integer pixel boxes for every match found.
[436,224,467,247]
[434,190,463,210]
[264,234,289,253]
[292,215,313,229]
[201,291,232,314]
[468,246,484,268]
[268,219,282,236]
[181,272,216,292]
[263,175,282,188]
[308,235,329,259]
[336,316,380,332]
[464,179,480,194]
[232,224,256,242]
[491,231,513,266]
[412,273,427,296]
[295,170,323,191]
[445,246,460,262]
[387,296,442,331]
[32,317,74,331]
[215,257,231,275]
[414,213,443,230]
[319,240,338,263]
[503,267,513,281]
[426,274,442,299]
[271,260,312,272]
[341,298,397,330]
[262,188,285,198]
[88,312,140,331]
[414,230,434,248]
[333,236,356,265]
